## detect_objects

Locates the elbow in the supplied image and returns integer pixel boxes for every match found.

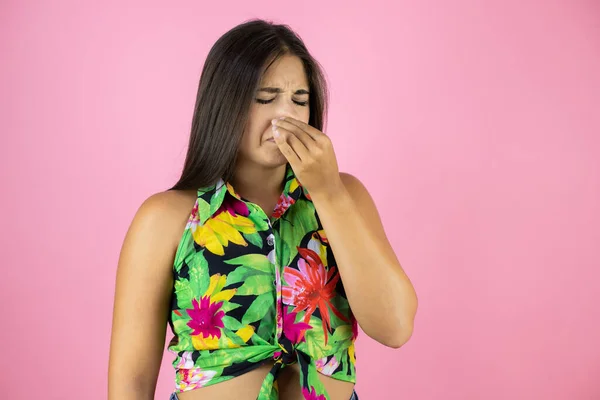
[365,321,414,349]
[360,295,418,348]
[386,325,414,348]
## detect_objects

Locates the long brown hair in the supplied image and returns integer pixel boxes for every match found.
[168,18,329,191]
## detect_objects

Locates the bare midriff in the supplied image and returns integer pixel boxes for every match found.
[175,362,355,400]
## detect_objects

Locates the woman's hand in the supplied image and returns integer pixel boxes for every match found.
[271,116,342,198]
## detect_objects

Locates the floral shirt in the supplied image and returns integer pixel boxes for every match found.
[167,162,358,400]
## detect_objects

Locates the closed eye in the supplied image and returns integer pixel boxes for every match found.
[255,98,308,107]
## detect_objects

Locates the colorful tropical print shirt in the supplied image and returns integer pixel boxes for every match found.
[167,162,358,400]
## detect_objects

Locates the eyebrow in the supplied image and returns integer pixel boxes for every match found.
[257,87,310,95]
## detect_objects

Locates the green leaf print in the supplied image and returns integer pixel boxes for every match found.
[305,361,330,400]
[241,292,274,325]
[277,199,319,265]
[328,296,352,328]
[225,266,266,286]
[302,316,333,358]
[173,231,193,270]
[220,301,242,313]
[197,348,233,370]
[173,318,190,334]
[237,274,275,296]
[256,305,274,341]
[210,183,227,215]
[222,315,243,330]
[243,231,263,248]
[197,197,212,224]
[227,331,248,347]
[174,279,192,308]
[250,329,271,346]
[257,372,276,399]
[168,318,192,352]
[187,251,210,296]
[331,325,353,343]
[224,253,273,273]
[245,203,270,230]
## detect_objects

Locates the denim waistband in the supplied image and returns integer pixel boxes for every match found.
[169,389,359,399]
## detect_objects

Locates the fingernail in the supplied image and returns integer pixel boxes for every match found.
[271,119,277,125]
[273,128,280,138]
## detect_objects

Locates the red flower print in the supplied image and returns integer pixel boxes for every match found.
[282,247,349,344]
[351,316,359,340]
[302,386,326,400]
[272,194,295,219]
[186,296,225,339]
[282,305,312,344]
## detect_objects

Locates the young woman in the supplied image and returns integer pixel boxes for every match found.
[108,18,418,400]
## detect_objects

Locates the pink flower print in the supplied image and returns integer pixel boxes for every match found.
[276,296,283,337]
[178,367,217,391]
[272,194,295,219]
[274,260,284,336]
[315,355,339,375]
[282,305,312,344]
[302,386,326,400]
[351,316,359,340]
[186,296,225,339]
[187,201,199,231]
[217,193,250,217]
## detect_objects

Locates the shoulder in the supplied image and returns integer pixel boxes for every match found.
[338,172,385,226]
[138,189,198,215]
[338,172,372,201]
[339,172,363,189]
[128,189,198,249]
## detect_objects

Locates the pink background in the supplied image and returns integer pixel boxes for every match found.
[1,1,599,399]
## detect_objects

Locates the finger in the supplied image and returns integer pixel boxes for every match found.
[278,117,324,141]
[273,128,301,165]
[273,118,317,149]
[276,126,311,161]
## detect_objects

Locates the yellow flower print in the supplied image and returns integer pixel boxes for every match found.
[308,229,329,268]
[234,325,255,343]
[192,324,255,350]
[205,274,236,303]
[348,342,356,365]
[289,177,300,193]
[193,201,257,255]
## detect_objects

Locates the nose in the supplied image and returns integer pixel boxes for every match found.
[274,99,299,120]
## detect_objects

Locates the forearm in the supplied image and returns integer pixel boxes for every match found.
[310,184,417,347]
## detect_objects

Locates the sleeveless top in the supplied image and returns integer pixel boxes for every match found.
[167,162,358,400]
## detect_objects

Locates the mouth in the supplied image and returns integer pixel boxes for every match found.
[266,137,275,142]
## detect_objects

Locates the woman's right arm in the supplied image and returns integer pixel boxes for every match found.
[108,191,191,400]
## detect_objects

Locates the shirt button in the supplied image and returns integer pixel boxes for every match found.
[267,235,274,246]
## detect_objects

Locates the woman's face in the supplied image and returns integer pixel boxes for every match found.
[238,54,311,168]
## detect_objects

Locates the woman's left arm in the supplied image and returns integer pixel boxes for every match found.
[271,116,418,348]
[309,174,418,348]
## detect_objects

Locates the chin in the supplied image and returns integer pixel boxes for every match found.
[238,144,288,168]
[259,151,288,168]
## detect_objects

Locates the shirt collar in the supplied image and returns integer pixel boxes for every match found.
[197,163,307,224]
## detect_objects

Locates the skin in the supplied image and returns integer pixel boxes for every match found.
[108,54,418,400]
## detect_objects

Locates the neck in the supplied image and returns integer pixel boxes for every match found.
[229,161,287,202]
